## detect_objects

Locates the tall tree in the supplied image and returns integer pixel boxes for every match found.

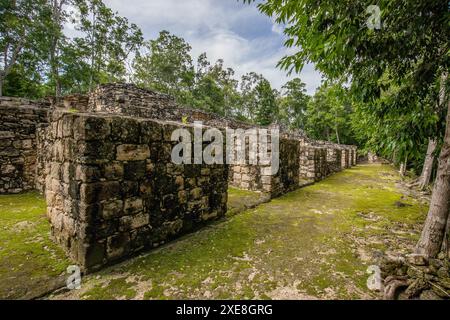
[133,30,194,101]
[417,72,449,257]
[74,0,143,91]
[0,0,48,96]
[239,72,263,121]
[350,79,443,176]
[418,139,437,189]
[255,78,278,126]
[192,55,240,116]
[208,59,240,117]
[46,0,71,97]
[245,0,449,258]
[278,78,310,130]
[306,83,352,144]
[192,72,225,114]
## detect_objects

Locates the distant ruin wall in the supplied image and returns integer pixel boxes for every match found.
[341,149,350,169]
[228,134,302,198]
[45,111,228,271]
[86,83,256,130]
[326,148,343,174]
[272,138,301,197]
[0,97,50,194]
[299,146,329,182]
[229,138,354,198]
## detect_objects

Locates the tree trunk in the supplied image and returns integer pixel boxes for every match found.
[444,216,450,259]
[0,74,3,97]
[89,6,97,92]
[399,155,407,177]
[419,139,437,190]
[416,72,450,258]
[52,0,67,98]
[335,125,341,145]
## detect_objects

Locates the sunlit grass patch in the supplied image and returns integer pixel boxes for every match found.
[0,192,70,299]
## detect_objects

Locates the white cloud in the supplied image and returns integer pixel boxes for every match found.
[103,0,322,94]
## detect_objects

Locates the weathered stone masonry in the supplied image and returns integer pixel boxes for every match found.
[0,97,50,194]
[45,111,228,271]
[1,83,357,271]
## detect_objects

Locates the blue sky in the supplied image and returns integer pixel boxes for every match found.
[102,0,323,95]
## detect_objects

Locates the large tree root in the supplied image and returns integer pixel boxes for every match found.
[380,254,450,300]
[383,276,409,300]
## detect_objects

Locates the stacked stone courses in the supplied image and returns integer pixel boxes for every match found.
[0,83,357,270]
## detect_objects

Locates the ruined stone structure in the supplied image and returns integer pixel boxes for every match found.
[45,112,228,271]
[0,97,50,193]
[0,83,358,271]
[299,146,328,182]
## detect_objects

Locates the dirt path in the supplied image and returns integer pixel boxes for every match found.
[49,164,427,300]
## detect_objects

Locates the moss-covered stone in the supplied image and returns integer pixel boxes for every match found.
[50,164,427,300]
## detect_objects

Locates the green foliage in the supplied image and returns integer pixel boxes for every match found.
[2,64,50,98]
[1,0,143,97]
[305,83,354,144]
[133,32,280,124]
[74,0,143,90]
[238,72,263,121]
[0,0,49,96]
[246,0,448,93]
[278,78,310,130]
[133,30,194,101]
[254,78,278,126]
[193,57,241,117]
[238,71,279,125]
[244,0,449,172]
[350,79,444,172]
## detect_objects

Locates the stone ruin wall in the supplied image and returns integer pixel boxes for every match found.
[87,83,256,130]
[299,146,327,183]
[1,83,358,270]
[0,97,50,194]
[45,111,228,271]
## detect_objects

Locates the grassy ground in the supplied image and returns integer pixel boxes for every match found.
[0,187,265,300]
[45,164,428,300]
[227,187,269,217]
[0,192,70,299]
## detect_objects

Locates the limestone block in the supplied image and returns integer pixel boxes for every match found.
[101,200,124,220]
[124,197,144,215]
[77,241,106,269]
[261,167,273,176]
[80,182,121,203]
[190,188,202,200]
[73,115,110,141]
[75,165,101,182]
[103,162,124,180]
[116,144,150,161]
[140,120,162,143]
[110,117,140,143]
[120,213,150,231]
